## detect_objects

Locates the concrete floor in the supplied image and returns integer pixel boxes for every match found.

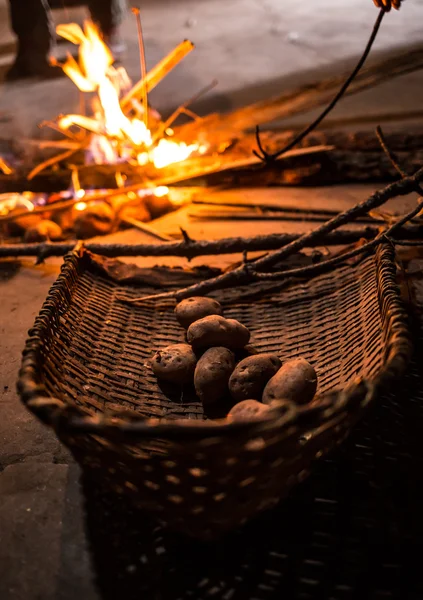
[1,1,423,599]
[0,0,423,140]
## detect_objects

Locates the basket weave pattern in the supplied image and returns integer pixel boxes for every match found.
[18,244,411,537]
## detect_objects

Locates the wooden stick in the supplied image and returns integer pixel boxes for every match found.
[251,202,423,282]
[120,40,195,112]
[22,139,81,150]
[0,157,14,175]
[0,196,78,223]
[27,148,80,181]
[149,144,333,188]
[255,10,385,162]
[38,120,82,142]
[188,208,382,224]
[0,228,390,260]
[191,199,385,221]
[121,216,173,241]
[131,8,149,130]
[152,79,218,143]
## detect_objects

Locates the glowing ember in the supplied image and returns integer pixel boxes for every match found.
[153,186,169,198]
[74,201,88,211]
[0,193,35,215]
[56,21,202,169]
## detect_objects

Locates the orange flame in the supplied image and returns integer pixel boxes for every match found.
[56,21,201,169]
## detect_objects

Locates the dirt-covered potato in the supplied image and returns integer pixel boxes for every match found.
[194,347,235,404]
[228,399,271,421]
[175,296,223,329]
[187,315,250,350]
[262,357,317,405]
[229,353,281,402]
[151,343,197,384]
[24,220,62,243]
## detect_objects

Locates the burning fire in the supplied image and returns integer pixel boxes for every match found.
[56,21,201,168]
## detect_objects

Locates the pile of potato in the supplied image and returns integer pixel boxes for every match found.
[151,296,318,422]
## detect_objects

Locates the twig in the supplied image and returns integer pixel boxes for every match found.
[27,148,79,181]
[122,166,423,303]
[192,198,388,220]
[0,157,14,175]
[179,227,193,244]
[250,202,423,282]
[391,239,423,246]
[38,120,82,142]
[253,9,385,162]
[132,8,149,130]
[189,207,382,224]
[120,40,195,112]
[27,133,91,181]
[152,79,218,143]
[376,125,408,178]
[22,139,81,150]
[121,216,173,241]
[377,125,423,200]
[0,197,79,224]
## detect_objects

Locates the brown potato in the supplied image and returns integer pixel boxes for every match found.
[24,220,62,243]
[175,296,223,329]
[73,201,115,238]
[7,209,43,236]
[194,347,235,405]
[151,343,197,384]
[187,315,250,350]
[262,357,317,405]
[229,353,281,402]
[228,400,271,421]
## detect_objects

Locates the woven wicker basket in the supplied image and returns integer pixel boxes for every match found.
[18,242,411,538]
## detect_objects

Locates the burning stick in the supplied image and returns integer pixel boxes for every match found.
[38,120,83,142]
[0,157,14,175]
[149,144,333,187]
[152,79,218,143]
[23,139,81,150]
[131,8,149,130]
[120,40,195,113]
[0,196,78,224]
[27,148,80,181]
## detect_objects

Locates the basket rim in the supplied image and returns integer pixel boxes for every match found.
[17,241,413,441]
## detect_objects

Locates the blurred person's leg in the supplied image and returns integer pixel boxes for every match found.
[7,0,54,79]
[87,0,127,58]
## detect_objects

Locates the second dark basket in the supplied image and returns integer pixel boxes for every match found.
[18,242,412,538]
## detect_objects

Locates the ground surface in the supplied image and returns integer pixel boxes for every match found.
[0,0,423,138]
[1,1,423,599]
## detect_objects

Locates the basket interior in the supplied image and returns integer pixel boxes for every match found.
[36,251,384,421]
